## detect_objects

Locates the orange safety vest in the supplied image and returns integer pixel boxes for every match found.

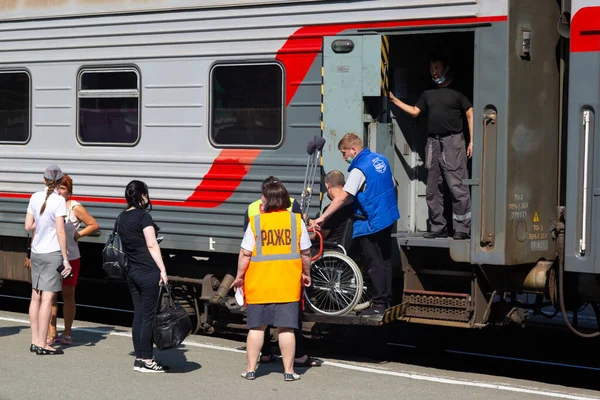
[244,211,303,304]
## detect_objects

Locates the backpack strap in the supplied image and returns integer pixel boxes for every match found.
[113,212,124,234]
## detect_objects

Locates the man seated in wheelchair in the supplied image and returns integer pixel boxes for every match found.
[309,170,354,253]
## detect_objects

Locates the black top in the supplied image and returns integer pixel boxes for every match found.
[117,208,157,272]
[243,199,302,231]
[415,84,472,135]
[322,203,353,246]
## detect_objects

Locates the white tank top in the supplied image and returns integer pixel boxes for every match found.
[65,200,81,260]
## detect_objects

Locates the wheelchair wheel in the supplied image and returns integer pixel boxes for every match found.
[304,251,363,316]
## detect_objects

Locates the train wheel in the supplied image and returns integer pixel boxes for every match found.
[304,251,363,316]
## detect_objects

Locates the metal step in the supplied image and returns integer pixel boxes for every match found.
[402,289,473,323]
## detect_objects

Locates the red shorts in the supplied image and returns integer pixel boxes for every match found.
[62,258,80,287]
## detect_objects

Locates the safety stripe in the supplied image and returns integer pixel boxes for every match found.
[380,35,390,96]
[320,61,325,202]
[253,213,299,261]
[254,214,262,255]
[381,302,405,325]
[252,253,301,262]
[453,212,472,222]
[290,214,298,256]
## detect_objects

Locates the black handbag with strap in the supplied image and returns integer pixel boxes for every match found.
[102,213,130,279]
[153,284,193,350]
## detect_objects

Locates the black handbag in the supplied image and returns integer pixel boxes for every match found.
[153,284,193,350]
[102,213,130,279]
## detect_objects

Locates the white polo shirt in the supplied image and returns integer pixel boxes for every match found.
[27,189,67,254]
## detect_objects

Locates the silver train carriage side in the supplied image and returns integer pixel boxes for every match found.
[0,0,599,337]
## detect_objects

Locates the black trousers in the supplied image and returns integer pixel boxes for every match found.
[261,300,306,358]
[128,269,160,359]
[359,225,393,306]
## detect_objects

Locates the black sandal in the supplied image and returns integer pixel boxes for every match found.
[294,356,323,367]
[36,347,64,355]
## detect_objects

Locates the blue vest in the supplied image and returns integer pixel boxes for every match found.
[348,148,400,237]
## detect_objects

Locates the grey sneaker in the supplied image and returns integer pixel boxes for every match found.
[241,371,256,380]
[283,372,301,381]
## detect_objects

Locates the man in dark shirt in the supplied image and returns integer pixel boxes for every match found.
[319,170,353,246]
[389,54,473,240]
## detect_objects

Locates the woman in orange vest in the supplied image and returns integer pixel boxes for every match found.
[232,179,312,381]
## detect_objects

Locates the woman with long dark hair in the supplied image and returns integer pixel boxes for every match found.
[118,180,169,372]
[24,165,72,355]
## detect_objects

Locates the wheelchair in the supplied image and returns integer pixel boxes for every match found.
[299,136,371,316]
[304,216,373,316]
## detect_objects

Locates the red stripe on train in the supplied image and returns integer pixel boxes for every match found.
[2,15,507,208]
[571,6,600,53]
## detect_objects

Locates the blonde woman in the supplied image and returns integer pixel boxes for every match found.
[24,165,72,355]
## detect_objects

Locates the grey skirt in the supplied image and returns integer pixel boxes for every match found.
[246,302,300,329]
[31,251,62,292]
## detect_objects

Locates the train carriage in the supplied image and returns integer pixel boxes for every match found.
[0,0,599,337]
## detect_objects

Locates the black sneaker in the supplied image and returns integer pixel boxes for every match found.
[453,232,470,240]
[423,230,448,239]
[133,359,143,371]
[134,358,169,373]
[358,304,385,317]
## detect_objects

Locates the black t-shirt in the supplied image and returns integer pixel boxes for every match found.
[322,203,353,245]
[117,208,157,272]
[415,84,472,135]
[242,199,302,231]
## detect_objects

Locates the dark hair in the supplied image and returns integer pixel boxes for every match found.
[262,180,291,212]
[261,176,281,195]
[430,52,449,67]
[324,170,346,188]
[125,180,152,211]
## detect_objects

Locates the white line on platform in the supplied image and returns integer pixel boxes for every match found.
[0,315,597,400]
[445,349,600,371]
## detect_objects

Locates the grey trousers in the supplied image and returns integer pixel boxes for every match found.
[425,133,471,234]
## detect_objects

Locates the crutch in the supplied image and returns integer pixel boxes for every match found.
[300,135,326,261]
[300,135,326,219]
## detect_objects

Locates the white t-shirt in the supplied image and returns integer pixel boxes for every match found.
[241,219,312,252]
[343,169,367,196]
[27,189,67,254]
[65,200,82,260]
[342,168,396,196]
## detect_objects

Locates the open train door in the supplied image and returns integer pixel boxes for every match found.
[321,34,395,202]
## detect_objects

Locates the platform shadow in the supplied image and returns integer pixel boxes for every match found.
[57,325,127,349]
[0,325,30,337]
[155,347,202,373]
[126,347,202,373]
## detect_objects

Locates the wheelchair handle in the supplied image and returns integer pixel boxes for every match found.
[308,228,323,261]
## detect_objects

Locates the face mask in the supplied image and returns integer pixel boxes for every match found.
[432,75,446,85]
[345,157,353,164]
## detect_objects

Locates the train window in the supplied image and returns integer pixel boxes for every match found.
[210,63,283,147]
[77,68,140,145]
[0,71,30,144]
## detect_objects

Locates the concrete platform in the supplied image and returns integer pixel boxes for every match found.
[0,311,598,400]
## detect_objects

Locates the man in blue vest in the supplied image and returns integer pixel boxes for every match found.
[313,133,400,316]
